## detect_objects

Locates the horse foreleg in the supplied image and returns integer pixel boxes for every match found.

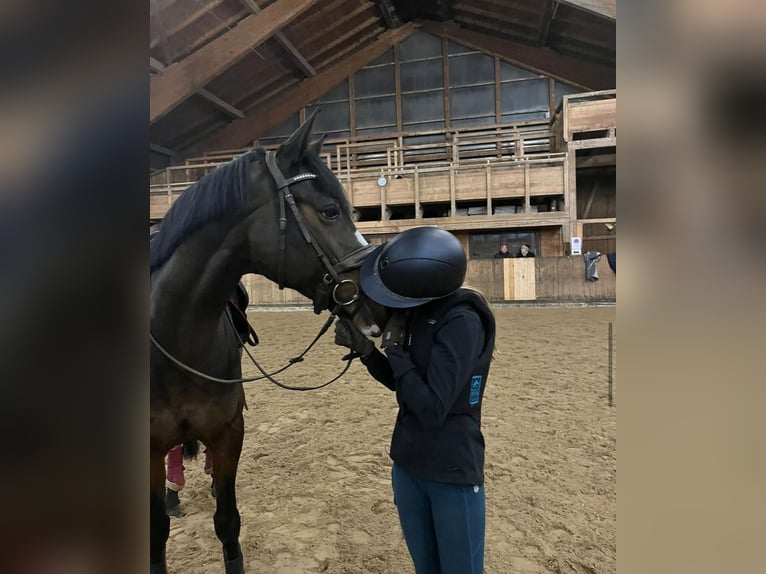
[150,454,170,574]
[211,413,245,574]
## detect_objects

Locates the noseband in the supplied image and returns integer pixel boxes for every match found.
[264,151,374,309]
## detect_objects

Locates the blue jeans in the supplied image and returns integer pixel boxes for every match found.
[392,464,485,574]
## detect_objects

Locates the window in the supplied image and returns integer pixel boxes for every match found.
[469,231,538,259]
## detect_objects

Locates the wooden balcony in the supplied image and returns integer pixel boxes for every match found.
[552,90,616,149]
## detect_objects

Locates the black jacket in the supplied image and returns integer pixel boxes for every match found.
[361,289,495,485]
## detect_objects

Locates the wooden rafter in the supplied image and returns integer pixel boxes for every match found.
[150,143,176,157]
[197,23,416,152]
[536,0,557,47]
[150,0,320,122]
[149,57,244,119]
[240,0,316,77]
[556,0,616,21]
[422,20,613,90]
[376,0,398,28]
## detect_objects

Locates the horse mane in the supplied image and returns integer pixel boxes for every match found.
[150,148,347,274]
[150,149,263,273]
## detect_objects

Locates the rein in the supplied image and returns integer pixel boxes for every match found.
[150,150,372,390]
[149,304,359,389]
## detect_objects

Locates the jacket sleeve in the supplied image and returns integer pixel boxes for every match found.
[360,347,396,391]
[384,310,485,427]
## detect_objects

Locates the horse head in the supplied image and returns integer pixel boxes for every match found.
[240,112,381,334]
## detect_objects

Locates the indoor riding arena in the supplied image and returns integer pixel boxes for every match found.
[150,1,616,573]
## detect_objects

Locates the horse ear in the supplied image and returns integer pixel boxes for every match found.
[307,133,326,157]
[277,109,320,166]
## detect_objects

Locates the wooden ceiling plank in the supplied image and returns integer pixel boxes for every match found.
[167,8,250,63]
[296,2,375,51]
[313,26,384,70]
[422,20,613,90]
[468,0,542,18]
[454,15,538,43]
[197,23,416,151]
[150,0,321,122]
[149,56,245,119]
[307,15,381,61]
[240,0,316,76]
[453,1,540,27]
[151,0,228,49]
[556,0,616,21]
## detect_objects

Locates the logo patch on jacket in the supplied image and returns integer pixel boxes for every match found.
[469,375,482,406]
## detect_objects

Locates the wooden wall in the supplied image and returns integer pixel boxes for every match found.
[242,256,615,305]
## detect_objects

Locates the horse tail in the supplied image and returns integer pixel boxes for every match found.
[182,440,199,460]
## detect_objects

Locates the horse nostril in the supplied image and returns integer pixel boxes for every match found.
[369,324,381,337]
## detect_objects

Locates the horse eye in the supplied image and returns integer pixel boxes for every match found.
[321,206,340,220]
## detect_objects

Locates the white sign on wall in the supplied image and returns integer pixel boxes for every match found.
[571,237,582,255]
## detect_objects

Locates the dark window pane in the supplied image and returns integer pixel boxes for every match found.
[315,81,349,103]
[261,113,299,139]
[356,96,396,128]
[448,40,476,55]
[400,60,443,92]
[402,90,444,123]
[368,49,394,66]
[355,65,395,98]
[500,61,540,81]
[449,52,494,86]
[450,84,494,118]
[554,80,582,108]
[501,78,549,113]
[306,101,349,132]
[399,30,442,61]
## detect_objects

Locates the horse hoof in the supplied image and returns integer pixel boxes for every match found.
[165,488,182,517]
[224,554,244,574]
[150,562,167,574]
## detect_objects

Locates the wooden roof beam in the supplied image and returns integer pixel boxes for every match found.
[149,57,244,120]
[197,23,416,152]
[422,20,613,90]
[556,0,616,21]
[240,0,316,77]
[376,0,398,28]
[536,0,558,47]
[150,143,177,157]
[150,0,320,122]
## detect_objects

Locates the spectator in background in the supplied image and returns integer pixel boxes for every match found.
[493,244,512,259]
[517,244,535,258]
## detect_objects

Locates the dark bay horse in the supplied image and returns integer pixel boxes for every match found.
[149,114,378,574]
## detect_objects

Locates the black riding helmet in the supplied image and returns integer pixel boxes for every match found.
[359,227,467,308]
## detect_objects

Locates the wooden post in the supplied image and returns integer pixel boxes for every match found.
[524,162,531,213]
[608,321,613,406]
[414,165,422,219]
[485,162,492,216]
[380,171,388,221]
[449,163,456,217]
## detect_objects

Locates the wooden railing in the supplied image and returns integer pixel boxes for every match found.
[150,121,560,221]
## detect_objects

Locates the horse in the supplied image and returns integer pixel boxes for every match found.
[149,112,380,574]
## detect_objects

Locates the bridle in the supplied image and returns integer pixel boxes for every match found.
[150,150,375,389]
[265,150,374,309]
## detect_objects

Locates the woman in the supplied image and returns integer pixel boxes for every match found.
[335,227,496,574]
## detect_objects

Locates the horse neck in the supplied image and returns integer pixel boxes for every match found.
[150,222,248,352]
